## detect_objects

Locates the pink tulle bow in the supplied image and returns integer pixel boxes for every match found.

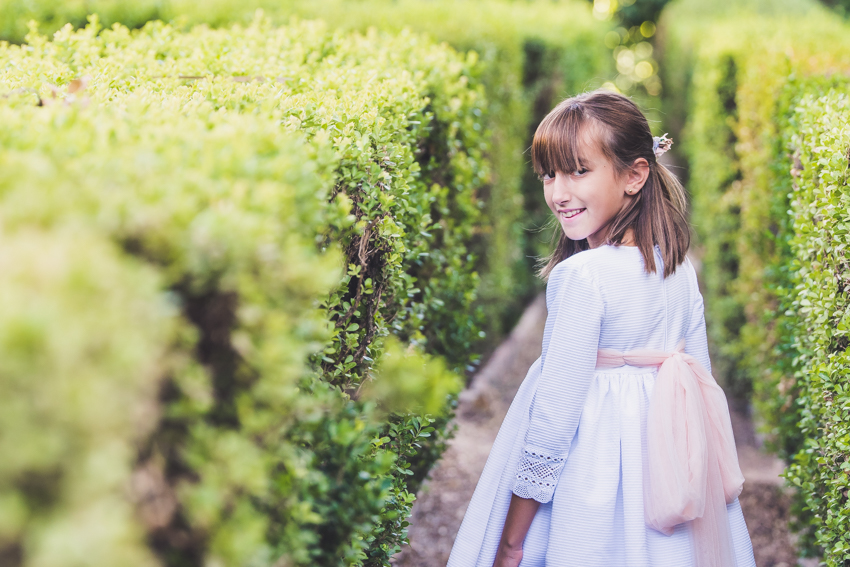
[596,340,744,567]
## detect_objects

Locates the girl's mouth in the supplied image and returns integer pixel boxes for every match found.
[560,208,586,220]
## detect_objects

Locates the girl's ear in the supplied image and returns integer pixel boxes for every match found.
[624,158,650,196]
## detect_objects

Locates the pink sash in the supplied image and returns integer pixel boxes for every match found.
[596,340,744,567]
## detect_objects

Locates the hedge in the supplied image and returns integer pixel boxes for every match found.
[0,0,613,341]
[658,3,844,418]
[783,87,850,564]
[277,0,613,333]
[658,4,850,561]
[0,17,487,566]
[0,1,616,563]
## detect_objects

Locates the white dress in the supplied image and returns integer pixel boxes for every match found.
[447,244,756,567]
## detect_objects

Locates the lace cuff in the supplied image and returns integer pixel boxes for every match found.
[512,447,566,503]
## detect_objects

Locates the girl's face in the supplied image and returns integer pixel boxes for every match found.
[542,130,647,248]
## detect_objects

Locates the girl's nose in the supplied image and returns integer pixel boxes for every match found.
[551,173,572,204]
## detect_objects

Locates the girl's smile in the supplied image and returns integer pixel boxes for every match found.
[557,207,586,220]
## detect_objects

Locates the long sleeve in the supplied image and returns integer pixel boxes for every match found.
[512,260,605,503]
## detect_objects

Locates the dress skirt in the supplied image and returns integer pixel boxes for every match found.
[446,359,756,567]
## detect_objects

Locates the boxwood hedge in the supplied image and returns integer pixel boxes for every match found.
[0,2,615,564]
[0,0,613,341]
[0,17,487,566]
[783,87,850,564]
[278,0,613,335]
[658,1,827,404]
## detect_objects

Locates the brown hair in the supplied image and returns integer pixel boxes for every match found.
[532,90,690,279]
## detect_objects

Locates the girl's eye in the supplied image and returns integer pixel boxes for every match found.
[541,170,556,181]
[574,167,588,176]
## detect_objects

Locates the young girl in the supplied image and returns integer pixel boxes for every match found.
[446,91,756,567]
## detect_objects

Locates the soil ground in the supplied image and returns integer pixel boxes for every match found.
[392,295,808,567]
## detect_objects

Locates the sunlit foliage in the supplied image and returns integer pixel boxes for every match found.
[0,17,483,566]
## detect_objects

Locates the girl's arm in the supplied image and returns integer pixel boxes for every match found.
[493,495,540,567]
[503,260,604,542]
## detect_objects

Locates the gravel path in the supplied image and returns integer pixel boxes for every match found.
[392,295,805,567]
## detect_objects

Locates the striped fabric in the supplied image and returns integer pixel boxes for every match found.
[447,244,755,567]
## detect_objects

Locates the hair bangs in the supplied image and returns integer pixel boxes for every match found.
[531,102,588,178]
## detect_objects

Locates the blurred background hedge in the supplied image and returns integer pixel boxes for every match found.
[0,0,613,343]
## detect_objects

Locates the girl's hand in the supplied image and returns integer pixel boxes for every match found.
[492,543,523,567]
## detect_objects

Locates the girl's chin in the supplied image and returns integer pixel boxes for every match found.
[559,224,591,241]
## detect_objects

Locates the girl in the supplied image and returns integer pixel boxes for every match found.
[446,90,756,567]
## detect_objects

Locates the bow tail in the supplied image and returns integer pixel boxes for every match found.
[689,358,745,502]
[644,355,742,567]
[691,437,738,567]
[644,356,708,534]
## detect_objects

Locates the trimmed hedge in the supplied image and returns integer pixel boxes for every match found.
[659,4,850,561]
[277,0,613,331]
[658,0,825,403]
[0,0,613,341]
[783,88,850,563]
[659,4,845,417]
[0,2,615,564]
[0,17,487,566]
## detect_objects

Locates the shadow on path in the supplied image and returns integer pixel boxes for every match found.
[393,295,803,567]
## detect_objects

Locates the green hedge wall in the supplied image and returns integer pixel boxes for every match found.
[658,1,826,404]
[0,2,614,564]
[783,87,850,563]
[0,17,487,566]
[659,5,847,416]
[278,0,613,334]
[659,4,850,561]
[0,0,613,341]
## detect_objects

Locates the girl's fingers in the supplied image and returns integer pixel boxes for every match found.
[493,546,523,567]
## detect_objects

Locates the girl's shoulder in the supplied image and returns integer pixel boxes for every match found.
[545,246,627,303]
[549,244,643,281]
[545,247,701,322]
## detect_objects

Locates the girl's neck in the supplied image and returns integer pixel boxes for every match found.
[588,227,637,249]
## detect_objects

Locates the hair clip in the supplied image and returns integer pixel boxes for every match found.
[653,133,673,158]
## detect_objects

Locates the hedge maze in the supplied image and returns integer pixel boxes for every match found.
[7,0,850,565]
[0,16,490,567]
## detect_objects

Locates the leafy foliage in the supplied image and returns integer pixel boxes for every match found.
[0,1,616,563]
[782,88,850,565]
[275,0,614,339]
[0,17,486,566]
[0,0,613,344]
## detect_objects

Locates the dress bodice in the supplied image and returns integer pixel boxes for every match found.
[541,244,710,375]
[518,244,711,503]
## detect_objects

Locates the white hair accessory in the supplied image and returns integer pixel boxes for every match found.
[653,133,673,158]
